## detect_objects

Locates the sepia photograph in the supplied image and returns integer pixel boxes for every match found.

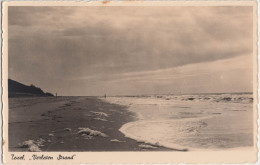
[2,1,258,164]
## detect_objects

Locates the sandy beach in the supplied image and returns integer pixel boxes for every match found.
[9,94,253,152]
[9,96,173,151]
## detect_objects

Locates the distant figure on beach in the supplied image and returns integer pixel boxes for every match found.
[104,94,106,98]
[56,92,57,97]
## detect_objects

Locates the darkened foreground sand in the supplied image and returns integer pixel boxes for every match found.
[9,97,173,151]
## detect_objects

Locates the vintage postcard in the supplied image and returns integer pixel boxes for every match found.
[2,0,258,164]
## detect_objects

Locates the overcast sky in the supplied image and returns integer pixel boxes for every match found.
[8,6,253,96]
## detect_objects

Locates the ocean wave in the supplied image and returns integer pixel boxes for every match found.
[104,93,253,151]
[155,94,253,104]
[119,120,188,151]
[119,117,211,151]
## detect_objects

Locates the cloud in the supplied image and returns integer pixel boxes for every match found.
[77,55,252,95]
[8,6,253,95]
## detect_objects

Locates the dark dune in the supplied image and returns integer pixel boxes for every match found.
[8,79,54,98]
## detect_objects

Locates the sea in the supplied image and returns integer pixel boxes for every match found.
[104,93,254,151]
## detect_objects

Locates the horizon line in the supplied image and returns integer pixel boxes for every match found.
[58,91,253,97]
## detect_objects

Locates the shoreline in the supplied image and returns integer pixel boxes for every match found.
[119,120,189,152]
[9,96,174,151]
[9,95,253,152]
[103,96,254,151]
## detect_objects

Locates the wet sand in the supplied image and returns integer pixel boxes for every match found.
[8,97,173,151]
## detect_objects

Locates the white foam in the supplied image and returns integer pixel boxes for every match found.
[64,128,72,131]
[90,111,109,117]
[119,119,193,151]
[110,139,125,143]
[19,138,45,152]
[78,127,108,137]
[94,117,108,121]
[138,144,157,149]
[48,133,54,137]
[105,94,253,151]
